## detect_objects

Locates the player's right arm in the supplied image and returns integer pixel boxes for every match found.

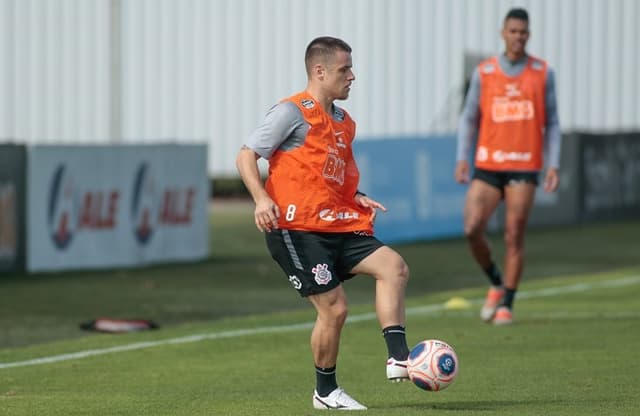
[455,68,482,184]
[235,146,279,232]
[237,102,305,231]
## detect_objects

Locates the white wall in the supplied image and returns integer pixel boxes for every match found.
[0,0,112,143]
[1,0,638,176]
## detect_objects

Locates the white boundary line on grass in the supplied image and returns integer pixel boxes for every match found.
[1,275,639,370]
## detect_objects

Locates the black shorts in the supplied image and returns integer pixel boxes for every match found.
[473,168,539,191]
[265,229,385,297]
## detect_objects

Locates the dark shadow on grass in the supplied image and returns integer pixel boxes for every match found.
[380,398,566,412]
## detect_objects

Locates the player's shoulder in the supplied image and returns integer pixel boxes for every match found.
[281,91,318,112]
[527,54,548,72]
[478,56,499,74]
[268,99,303,121]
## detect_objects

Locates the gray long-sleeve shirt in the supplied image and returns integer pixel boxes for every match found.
[456,54,562,169]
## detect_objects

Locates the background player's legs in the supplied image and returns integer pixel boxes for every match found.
[463,179,504,321]
[463,180,502,271]
[501,183,536,309]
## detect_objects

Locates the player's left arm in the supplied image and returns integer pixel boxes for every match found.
[543,68,561,193]
[355,192,386,211]
[354,191,387,223]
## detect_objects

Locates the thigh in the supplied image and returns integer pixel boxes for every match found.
[348,244,405,279]
[464,177,503,226]
[336,233,385,278]
[503,182,536,229]
[265,229,342,297]
[505,171,540,187]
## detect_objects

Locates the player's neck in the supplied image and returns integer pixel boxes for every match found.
[504,50,526,63]
[305,87,333,114]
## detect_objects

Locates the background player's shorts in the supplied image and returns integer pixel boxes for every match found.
[265,229,385,297]
[473,168,539,192]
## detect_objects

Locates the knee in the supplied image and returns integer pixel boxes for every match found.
[463,217,484,240]
[313,288,349,327]
[399,258,410,284]
[504,228,524,251]
[374,252,409,287]
[330,301,348,327]
[320,295,348,326]
[390,256,410,287]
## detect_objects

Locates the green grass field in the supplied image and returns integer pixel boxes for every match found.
[1,203,639,415]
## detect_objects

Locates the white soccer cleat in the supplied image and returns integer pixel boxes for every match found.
[313,387,367,410]
[480,286,505,322]
[386,357,409,382]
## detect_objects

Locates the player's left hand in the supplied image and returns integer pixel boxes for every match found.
[543,168,559,193]
[355,194,386,223]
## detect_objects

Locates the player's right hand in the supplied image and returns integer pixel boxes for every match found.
[254,197,280,232]
[454,160,470,184]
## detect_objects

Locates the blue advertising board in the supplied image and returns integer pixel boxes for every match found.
[354,135,467,244]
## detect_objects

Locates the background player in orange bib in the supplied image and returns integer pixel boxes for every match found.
[236,37,412,410]
[455,8,562,325]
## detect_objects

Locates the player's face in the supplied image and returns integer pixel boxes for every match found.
[502,18,529,59]
[325,50,355,100]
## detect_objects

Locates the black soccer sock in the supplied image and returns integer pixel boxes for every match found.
[315,365,338,397]
[500,288,517,309]
[484,262,503,287]
[382,325,410,361]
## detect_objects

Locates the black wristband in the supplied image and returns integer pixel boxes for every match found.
[355,190,367,197]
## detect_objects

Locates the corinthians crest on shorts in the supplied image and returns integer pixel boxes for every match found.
[312,263,332,285]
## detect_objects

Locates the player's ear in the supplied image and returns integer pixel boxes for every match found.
[313,63,325,81]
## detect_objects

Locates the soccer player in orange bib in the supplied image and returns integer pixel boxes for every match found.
[236,37,411,410]
[455,8,562,325]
